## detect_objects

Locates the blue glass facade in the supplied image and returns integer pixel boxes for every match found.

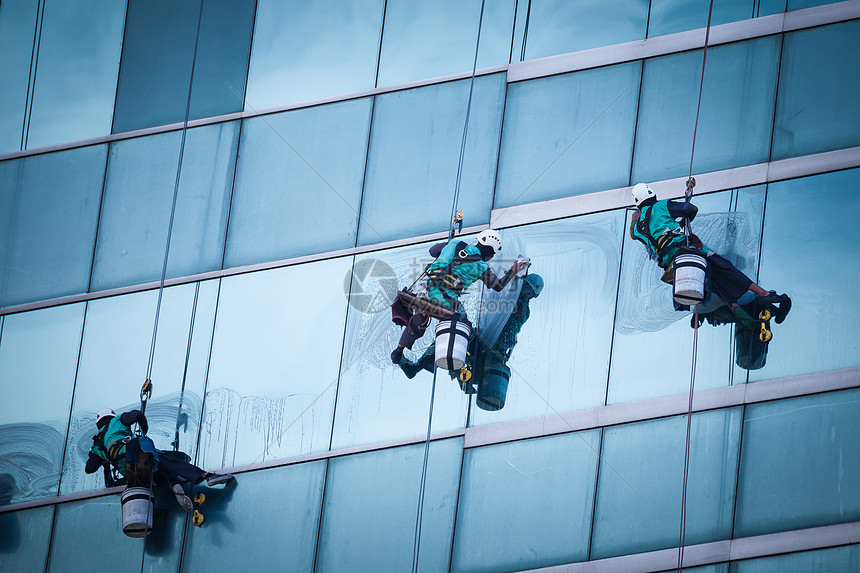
[2,1,859,571]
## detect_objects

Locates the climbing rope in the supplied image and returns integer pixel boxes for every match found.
[412,2,486,571]
[677,1,714,571]
[136,0,205,563]
[172,282,200,451]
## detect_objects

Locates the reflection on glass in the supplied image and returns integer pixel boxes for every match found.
[609,187,765,404]
[91,123,238,291]
[113,0,256,133]
[47,496,141,572]
[245,0,383,109]
[26,0,125,149]
[358,74,504,245]
[200,259,350,468]
[0,505,53,573]
[752,170,860,381]
[182,462,325,571]
[647,0,784,38]
[60,282,217,495]
[0,145,106,307]
[0,0,38,153]
[377,0,515,86]
[332,244,468,450]
[452,431,600,572]
[788,0,844,9]
[632,37,780,184]
[772,20,860,160]
[735,389,860,537]
[225,99,372,268]
[0,304,83,503]
[494,63,640,208]
[733,545,860,572]
[470,215,622,425]
[520,0,648,60]
[316,439,462,572]
[591,409,741,559]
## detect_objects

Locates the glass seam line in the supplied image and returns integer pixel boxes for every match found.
[514,521,860,573]
[1,2,858,164]
[4,365,856,515]
[2,146,857,318]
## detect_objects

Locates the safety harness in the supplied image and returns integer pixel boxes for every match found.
[634,204,685,268]
[425,241,484,307]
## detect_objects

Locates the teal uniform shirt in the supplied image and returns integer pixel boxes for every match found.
[630,199,710,268]
[427,241,488,309]
[90,416,134,475]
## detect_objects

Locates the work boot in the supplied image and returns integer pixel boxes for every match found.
[399,360,421,379]
[390,347,403,365]
[206,473,233,487]
[172,484,193,512]
[758,291,792,324]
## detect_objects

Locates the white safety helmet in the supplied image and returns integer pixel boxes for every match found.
[631,183,656,207]
[476,229,502,255]
[96,408,115,425]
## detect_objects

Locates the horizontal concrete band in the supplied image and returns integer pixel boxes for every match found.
[0,1,857,163]
[526,521,860,572]
[3,145,859,318]
[3,365,856,514]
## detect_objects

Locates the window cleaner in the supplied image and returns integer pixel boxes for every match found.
[629,182,791,369]
[85,381,233,537]
[390,229,530,370]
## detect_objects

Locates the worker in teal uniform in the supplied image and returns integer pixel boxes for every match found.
[85,408,232,511]
[629,182,791,325]
[391,229,529,364]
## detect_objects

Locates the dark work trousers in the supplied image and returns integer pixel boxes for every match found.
[153,451,207,488]
[398,314,472,350]
[706,253,755,305]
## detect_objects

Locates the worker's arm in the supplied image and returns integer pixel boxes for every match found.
[428,242,448,258]
[480,267,516,291]
[119,409,148,434]
[629,210,640,240]
[85,451,104,474]
[666,200,698,222]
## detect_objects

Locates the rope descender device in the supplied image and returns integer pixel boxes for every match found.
[685,177,696,202]
[140,379,153,412]
[452,210,464,234]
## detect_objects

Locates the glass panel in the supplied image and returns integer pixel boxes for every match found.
[452,431,600,572]
[331,243,468,450]
[609,187,765,404]
[494,63,640,208]
[788,0,844,9]
[182,461,326,572]
[316,438,462,573]
[647,0,784,38]
[91,122,238,291]
[632,36,780,184]
[225,99,372,268]
[591,409,741,559]
[358,74,505,245]
[0,304,83,502]
[521,0,649,60]
[200,258,351,468]
[735,389,860,537]
[732,545,860,572]
[187,0,256,122]
[0,144,106,307]
[377,0,516,86]
[25,0,125,149]
[113,0,256,133]
[0,0,38,154]
[60,282,218,495]
[772,20,860,160]
[0,505,54,573]
[751,169,860,381]
[245,0,383,110]
[469,213,622,426]
[46,491,187,573]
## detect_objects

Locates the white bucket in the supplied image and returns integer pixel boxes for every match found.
[121,486,155,538]
[434,320,472,370]
[673,253,707,305]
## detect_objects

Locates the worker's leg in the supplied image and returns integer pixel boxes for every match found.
[708,254,791,323]
[392,313,429,363]
[157,451,232,486]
